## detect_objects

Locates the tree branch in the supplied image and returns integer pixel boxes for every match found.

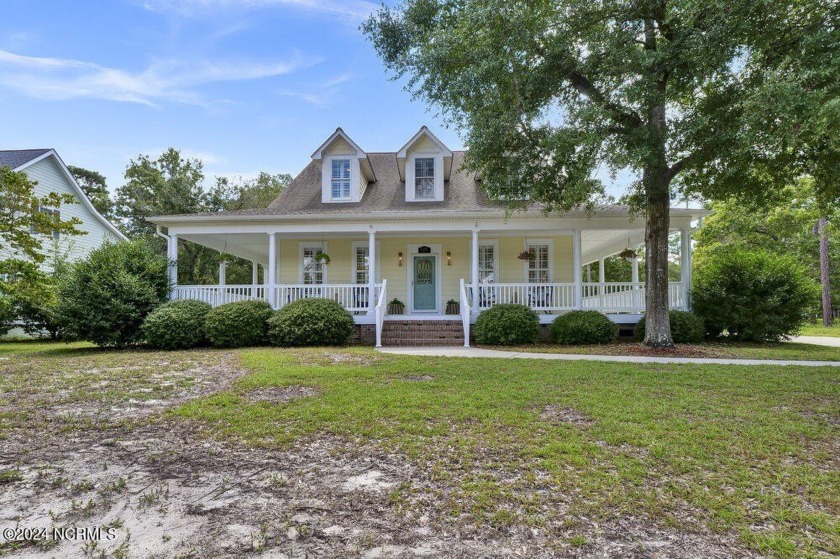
[566,71,643,130]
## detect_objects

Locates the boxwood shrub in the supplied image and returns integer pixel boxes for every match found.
[268,298,354,346]
[474,304,540,345]
[142,299,212,350]
[551,310,618,345]
[204,300,273,348]
[634,310,705,344]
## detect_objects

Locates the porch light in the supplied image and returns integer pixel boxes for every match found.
[398,251,403,266]
[446,251,451,266]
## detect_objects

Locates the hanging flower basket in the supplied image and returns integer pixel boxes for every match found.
[314,250,331,265]
[517,248,536,261]
[618,248,637,261]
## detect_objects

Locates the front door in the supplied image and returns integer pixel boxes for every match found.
[413,255,436,311]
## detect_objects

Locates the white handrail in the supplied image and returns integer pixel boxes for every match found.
[374,279,387,348]
[459,278,471,348]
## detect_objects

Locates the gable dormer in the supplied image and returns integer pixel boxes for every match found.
[397,126,453,203]
[312,128,375,203]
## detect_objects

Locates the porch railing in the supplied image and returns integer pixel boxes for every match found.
[459,278,471,347]
[469,281,685,313]
[374,279,387,347]
[172,283,381,313]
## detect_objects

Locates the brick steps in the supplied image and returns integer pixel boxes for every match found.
[381,320,464,346]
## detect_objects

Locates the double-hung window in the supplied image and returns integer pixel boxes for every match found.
[528,244,550,283]
[478,244,496,283]
[30,207,60,240]
[302,247,324,285]
[354,245,369,284]
[330,159,351,200]
[414,157,435,199]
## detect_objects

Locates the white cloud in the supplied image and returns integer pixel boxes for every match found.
[140,0,378,21]
[0,49,321,106]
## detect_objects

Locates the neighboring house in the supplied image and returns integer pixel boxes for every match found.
[150,127,709,347]
[0,149,127,269]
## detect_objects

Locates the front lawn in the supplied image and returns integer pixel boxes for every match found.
[492,340,840,361]
[0,342,837,557]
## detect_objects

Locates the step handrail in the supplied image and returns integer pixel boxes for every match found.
[459,278,471,348]
[374,279,387,347]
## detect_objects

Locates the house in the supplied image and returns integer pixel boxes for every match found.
[149,127,708,347]
[0,149,127,267]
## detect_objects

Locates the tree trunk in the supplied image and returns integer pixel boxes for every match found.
[818,217,832,326]
[643,168,674,347]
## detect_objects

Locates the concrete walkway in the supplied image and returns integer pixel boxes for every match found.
[791,335,840,347]
[376,346,840,367]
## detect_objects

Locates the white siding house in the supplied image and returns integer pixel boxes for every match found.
[0,149,126,268]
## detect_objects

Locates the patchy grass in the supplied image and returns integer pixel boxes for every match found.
[491,340,840,361]
[1,341,838,557]
[800,324,840,338]
[174,347,840,557]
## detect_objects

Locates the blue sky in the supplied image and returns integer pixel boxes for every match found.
[0,0,466,192]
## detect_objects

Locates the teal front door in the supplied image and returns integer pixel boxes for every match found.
[413,255,436,311]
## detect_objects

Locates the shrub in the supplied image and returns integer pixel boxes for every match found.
[142,299,212,350]
[551,310,618,345]
[56,240,169,347]
[634,310,705,343]
[204,299,273,348]
[693,247,818,341]
[268,298,354,347]
[474,304,540,345]
[11,277,62,339]
[0,294,13,337]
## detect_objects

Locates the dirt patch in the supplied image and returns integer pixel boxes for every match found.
[403,375,435,382]
[245,385,318,404]
[541,404,593,426]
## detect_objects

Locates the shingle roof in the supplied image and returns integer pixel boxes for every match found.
[0,149,51,170]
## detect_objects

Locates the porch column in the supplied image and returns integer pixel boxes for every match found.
[368,229,376,315]
[471,228,480,313]
[267,233,277,308]
[598,258,605,283]
[681,227,692,309]
[167,233,178,295]
[631,256,639,283]
[251,261,258,285]
[219,261,227,287]
[573,230,582,308]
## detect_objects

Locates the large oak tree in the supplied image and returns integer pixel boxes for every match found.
[364,0,836,346]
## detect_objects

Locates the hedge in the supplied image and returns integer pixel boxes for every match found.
[474,304,540,345]
[268,298,354,346]
[551,310,618,345]
[204,300,273,348]
[142,299,212,349]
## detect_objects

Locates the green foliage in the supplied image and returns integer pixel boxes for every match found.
[204,300,273,348]
[551,311,618,345]
[56,239,169,347]
[474,304,540,345]
[695,179,839,311]
[142,300,212,350]
[267,298,354,347]
[0,166,84,279]
[635,311,705,344]
[68,165,113,218]
[115,149,289,285]
[693,247,818,341]
[0,294,13,336]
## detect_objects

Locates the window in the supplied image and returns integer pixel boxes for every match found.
[354,245,369,284]
[478,244,496,283]
[414,157,435,199]
[528,244,550,283]
[30,207,60,240]
[330,159,351,200]
[302,246,324,285]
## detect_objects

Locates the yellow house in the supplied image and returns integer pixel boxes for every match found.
[150,127,707,347]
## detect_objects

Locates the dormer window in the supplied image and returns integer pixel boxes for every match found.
[414,157,435,199]
[331,159,351,200]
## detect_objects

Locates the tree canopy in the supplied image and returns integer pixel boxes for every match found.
[364,0,838,346]
[68,165,114,218]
